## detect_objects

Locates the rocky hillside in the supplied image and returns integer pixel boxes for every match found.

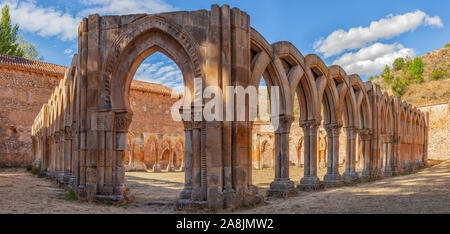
[372,44,450,106]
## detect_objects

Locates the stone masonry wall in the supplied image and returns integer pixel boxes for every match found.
[418,101,449,160]
[0,69,61,167]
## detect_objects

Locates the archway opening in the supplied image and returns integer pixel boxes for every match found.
[122,52,187,203]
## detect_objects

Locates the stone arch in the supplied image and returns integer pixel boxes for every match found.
[106,15,204,113]
[328,65,358,128]
[143,136,158,169]
[305,54,339,125]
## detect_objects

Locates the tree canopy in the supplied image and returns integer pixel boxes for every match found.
[0,5,43,61]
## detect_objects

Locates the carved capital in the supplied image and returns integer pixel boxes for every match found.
[183,120,193,131]
[300,120,320,136]
[114,112,132,133]
[359,128,372,141]
[324,123,342,137]
[273,115,294,134]
[65,126,73,140]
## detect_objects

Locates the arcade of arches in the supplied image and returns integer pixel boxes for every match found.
[31,5,429,209]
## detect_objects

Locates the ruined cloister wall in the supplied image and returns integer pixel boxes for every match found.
[31,5,429,210]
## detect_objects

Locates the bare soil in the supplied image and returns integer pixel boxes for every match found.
[0,160,448,214]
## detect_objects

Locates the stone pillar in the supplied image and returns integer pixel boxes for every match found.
[268,115,297,197]
[63,126,72,184]
[167,150,175,172]
[180,119,193,199]
[298,120,323,190]
[358,129,372,181]
[112,112,132,201]
[383,134,393,177]
[324,123,343,186]
[343,127,360,183]
[191,108,203,201]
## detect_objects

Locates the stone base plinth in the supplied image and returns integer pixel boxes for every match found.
[323,173,343,187]
[152,163,162,172]
[343,171,361,184]
[267,179,298,197]
[125,162,147,171]
[297,176,324,191]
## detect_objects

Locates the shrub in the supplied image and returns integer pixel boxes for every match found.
[409,57,424,83]
[392,57,405,71]
[64,189,77,200]
[431,69,448,80]
[381,65,393,84]
[445,43,450,48]
[368,76,374,81]
[26,165,32,171]
[392,77,408,97]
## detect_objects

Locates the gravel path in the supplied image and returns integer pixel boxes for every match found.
[0,160,448,213]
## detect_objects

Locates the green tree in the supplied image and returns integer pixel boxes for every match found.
[0,5,23,57]
[18,35,43,61]
[0,5,43,61]
[391,77,408,97]
[392,57,405,71]
[409,57,424,83]
[381,65,393,84]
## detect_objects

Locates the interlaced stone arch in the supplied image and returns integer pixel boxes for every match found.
[31,4,429,210]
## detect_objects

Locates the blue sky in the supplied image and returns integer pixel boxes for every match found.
[1,0,449,90]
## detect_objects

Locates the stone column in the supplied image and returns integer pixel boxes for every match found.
[343,127,360,183]
[383,134,393,177]
[180,119,193,199]
[358,129,372,181]
[167,150,175,172]
[298,120,323,190]
[324,123,343,186]
[112,112,132,200]
[63,126,72,184]
[191,109,203,201]
[268,115,297,197]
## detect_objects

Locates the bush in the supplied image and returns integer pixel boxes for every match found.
[368,76,374,81]
[392,57,405,71]
[64,189,77,200]
[26,165,32,171]
[392,77,408,97]
[381,65,393,84]
[445,43,450,48]
[409,57,424,83]
[431,69,448,80]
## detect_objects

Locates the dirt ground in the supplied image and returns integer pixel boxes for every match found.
[0,160,449,214]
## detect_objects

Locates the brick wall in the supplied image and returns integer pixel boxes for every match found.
[0,68,184,167]
[0,69,61,166]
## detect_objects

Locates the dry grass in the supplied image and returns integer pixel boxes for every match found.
[372,46,450,106]
[0,161,449,213]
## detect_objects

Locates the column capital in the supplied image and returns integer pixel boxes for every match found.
[272,115,294,134]
[359,128,372,141]
[324,123,342,137]
[183,120,193,131]
[65,126,73,140]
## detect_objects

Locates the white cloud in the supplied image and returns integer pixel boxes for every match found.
[134,56,184,92]
[333,43,415,76]
[64,49,73,54]
[1,0,80,41]
[78,0,176,16]
[314,10,443,58]
[0,0,176,41]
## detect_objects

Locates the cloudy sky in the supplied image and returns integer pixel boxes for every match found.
[0,0,448,90]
